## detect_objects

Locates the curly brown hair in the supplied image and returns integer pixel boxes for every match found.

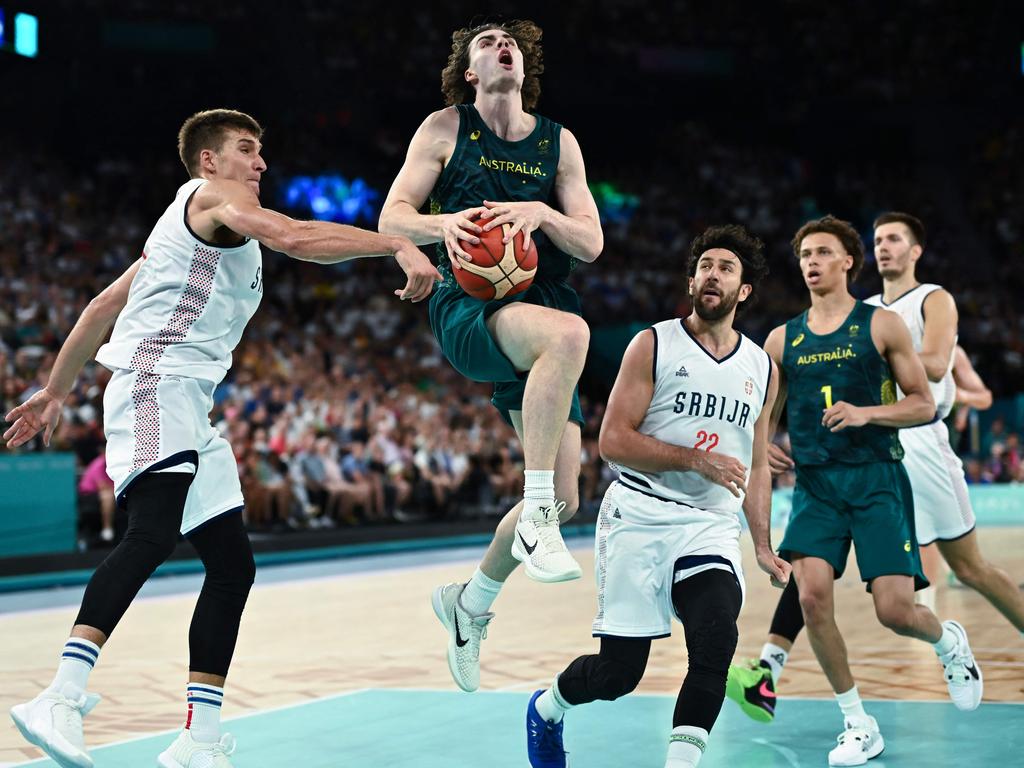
[791,214,865,283]
[687,224,768,316]
[441,20,545,112]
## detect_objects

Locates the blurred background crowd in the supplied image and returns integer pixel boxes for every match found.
[1,0,1021,545]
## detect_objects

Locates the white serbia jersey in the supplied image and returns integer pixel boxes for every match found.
[96,179,263,385]
[613,319,772,517]
[865,283,955,419]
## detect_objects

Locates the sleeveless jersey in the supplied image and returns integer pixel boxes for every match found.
[864,283,955,419]
[782,301,904,466]
[429,104,573,288]
[96,179,263,385]
[614,319,772,517]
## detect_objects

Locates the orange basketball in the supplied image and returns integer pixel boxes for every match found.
[453,215,538,301]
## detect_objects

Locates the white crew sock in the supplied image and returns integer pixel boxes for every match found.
[666,725,708,767]
[49,638,100,693]
[460,568,503,616]
[523,470,555,517]
[835,686,869,724]
[185,684,224,744]
[760,642,788,685]
[933,623,958,658]
[534,677,574,723]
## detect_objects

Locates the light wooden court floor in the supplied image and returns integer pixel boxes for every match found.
[1,528,1022,766]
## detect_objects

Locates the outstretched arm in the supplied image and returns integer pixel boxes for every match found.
[4,258,142,447]
[192,179,441,302]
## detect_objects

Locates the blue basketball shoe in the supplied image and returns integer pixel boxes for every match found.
[526,690,567,768]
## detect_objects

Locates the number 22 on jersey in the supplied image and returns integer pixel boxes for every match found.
[694,430,719,451]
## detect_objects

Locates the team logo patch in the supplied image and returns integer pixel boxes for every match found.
[537,138,551,153]
[745,378,754,396]
[849,324,860,336]
[791,333,805,347]
[676,364,689,377]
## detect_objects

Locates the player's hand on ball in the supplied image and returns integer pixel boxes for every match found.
[756,549,791,588]
[822,401,868,432]
[696,452,747,498]
[767,443,795,476]
[440,207,487,270]
[480,200,548,251]
[3,387,63,448]
[392,239,442,302]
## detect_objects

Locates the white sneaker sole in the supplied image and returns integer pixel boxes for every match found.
[10,704,93,768]
[828,734,884,766]
[511,538,582,583]
[430,587,478,693]
[157,751,186,767]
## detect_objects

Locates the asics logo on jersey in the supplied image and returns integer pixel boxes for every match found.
[517,530,538,555]
[675,364,689,377]
[791,333,805,347]
[454,612,469,647]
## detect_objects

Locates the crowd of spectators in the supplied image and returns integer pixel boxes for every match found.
[1,1,1021,547]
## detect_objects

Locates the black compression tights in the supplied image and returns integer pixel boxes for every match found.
[556,568,742,731]
[76,472,255,677]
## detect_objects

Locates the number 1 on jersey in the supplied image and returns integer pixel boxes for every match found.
[821,384,833,409]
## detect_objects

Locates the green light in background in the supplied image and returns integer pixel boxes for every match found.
[14,12,37,58]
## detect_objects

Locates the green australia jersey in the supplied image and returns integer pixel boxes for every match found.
[429,103,575,288]
[782,301,904,466]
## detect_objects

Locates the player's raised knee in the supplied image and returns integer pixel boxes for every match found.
[551,313,590,357]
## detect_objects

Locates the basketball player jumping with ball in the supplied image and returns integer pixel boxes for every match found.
[380,19,603,694]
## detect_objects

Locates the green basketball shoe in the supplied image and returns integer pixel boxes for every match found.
[725,659,776,723]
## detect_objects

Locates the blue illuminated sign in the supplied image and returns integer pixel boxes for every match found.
[14,12,37,57]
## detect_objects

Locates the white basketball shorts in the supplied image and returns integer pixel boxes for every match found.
[103,368,243,535]
[900,420,975,545]
[592,480,745,639]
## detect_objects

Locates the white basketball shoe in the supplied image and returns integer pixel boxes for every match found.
[511,501,582,583]
[828,716,884,766]
[431,582,494,692]
[938,619,983,710]
[10,682,101,768]
[157,729,236,768]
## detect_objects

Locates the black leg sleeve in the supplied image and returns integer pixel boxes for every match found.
[75,473,190,636]
[671,568,742,732]
[186,510,256,677]
[768,576,804,642]
[555,635,651,705]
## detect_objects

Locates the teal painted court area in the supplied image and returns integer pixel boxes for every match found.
[13,690,1022,767]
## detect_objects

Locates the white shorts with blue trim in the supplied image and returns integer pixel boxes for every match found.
[103,368,243,535]
[592,480,745,639]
